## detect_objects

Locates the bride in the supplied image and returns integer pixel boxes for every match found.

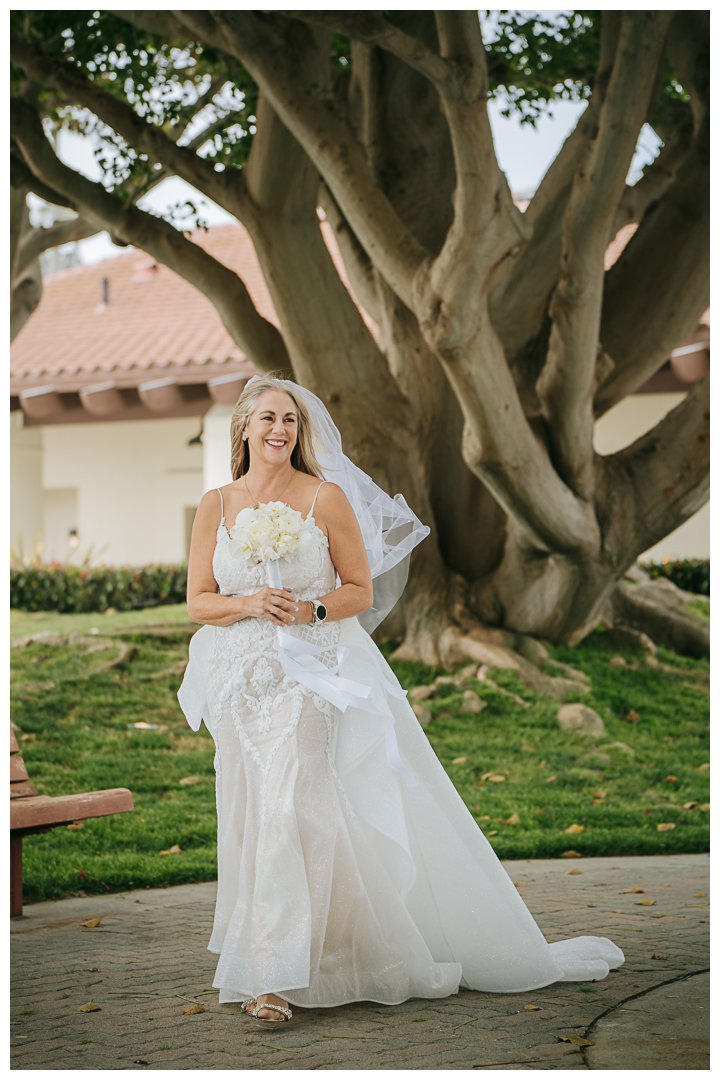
[180,375,623,1024]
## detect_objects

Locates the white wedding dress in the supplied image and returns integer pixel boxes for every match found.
[179,489,624,1008]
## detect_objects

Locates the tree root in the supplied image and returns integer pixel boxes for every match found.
[603,577,709,658]
[392,579,591,701]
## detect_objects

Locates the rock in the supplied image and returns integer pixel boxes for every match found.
[645,655,660,668]
[461,690,487,714]
[412,704,432,727]
[586,752,611,765]
[557,703,606,737]
[609,655,627,667]
[608,625,658,654]
[434,675,455,686]
[606,741,635,756]
[409,685,434,702]
[455,663,478,684]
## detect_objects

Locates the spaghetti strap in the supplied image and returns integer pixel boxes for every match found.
[216,487,225,525]
[309,480,327,519]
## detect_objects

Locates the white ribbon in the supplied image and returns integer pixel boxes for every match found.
[267,561,417,788]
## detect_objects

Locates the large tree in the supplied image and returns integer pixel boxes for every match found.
[10,10,709,681]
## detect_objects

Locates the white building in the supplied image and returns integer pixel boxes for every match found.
[10,224,709,568]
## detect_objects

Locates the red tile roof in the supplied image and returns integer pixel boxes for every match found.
[10,224,275,393]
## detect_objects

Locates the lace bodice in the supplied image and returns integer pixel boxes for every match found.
[213,517,336,601]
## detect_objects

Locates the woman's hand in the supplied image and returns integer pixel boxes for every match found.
[243,587,301,626]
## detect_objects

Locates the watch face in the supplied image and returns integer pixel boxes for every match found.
[317,604,327,621]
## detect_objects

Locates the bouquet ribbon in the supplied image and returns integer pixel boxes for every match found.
[267,561,416,788]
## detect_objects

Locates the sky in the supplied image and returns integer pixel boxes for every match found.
[41,92,661,266]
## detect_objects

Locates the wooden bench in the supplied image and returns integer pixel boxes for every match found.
[10,730,134,916]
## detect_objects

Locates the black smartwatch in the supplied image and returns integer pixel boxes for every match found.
[311,601,328,623]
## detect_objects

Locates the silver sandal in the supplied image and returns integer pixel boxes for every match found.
[240,997,292,1023]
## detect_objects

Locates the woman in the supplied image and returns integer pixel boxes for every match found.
[180,375,623,1023]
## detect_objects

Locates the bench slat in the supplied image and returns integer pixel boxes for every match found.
[10,730,19,754]
[10,788,134,831]
[10,757,30,782]
[11,780,39,799]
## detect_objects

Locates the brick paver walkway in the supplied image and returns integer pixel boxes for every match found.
[11,853,709,1070]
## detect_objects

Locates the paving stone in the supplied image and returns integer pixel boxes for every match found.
[11,853,708,1070]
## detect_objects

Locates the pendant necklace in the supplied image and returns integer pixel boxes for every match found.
[244,468,296,506]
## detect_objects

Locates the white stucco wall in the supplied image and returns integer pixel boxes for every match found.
[10,412,44,560]
[594,393,709,562]
[41,417,205,565]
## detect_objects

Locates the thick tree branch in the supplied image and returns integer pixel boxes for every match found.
[16,217,98,276]
[611,375,709,558]
[281,10,449,86]
[11,149,76,210]
[611,102,694,234]
[10,34,252,224]
[596,124,709,413]
[172,9,429,309]
[417,11,526,350]
[536,12,671,499]
[490,16,622,357]
[434,315,600,556]
[10,97,289,373]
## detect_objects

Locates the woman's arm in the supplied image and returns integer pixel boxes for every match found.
[186,490,299,627]
[296,483,373,624]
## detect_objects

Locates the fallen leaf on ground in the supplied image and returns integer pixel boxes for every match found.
[478,814,490,820]
[179,776,200,786]
[624,709,640,724]
[513,882,527,888]
[698,762,710,771]
[159,850,171,856]
[472,805,480,811]
[451,756,468,765]
[88,968,100,972]
[591,798,604,804]
[621,887,644,894]
[662,775,678,783]
[566,869,582,875]
[683,801,698,809]
[558,1036,592,1046]
[544,775,558,783]
[168,844,182,855]
[133,1060,149,1066]
[524,1005,542,1010]
[635,899,656,906]
[651,953,666,960]
[657,822,676,832]
[77,1002,101,1012]
[592,789,607,798]
[561,850,583,858]
[564,823,585,834]
[66,822,85,831]
[81,918,101,927]
[487,830,498,837]
[694,892,705,898]
[699,804,710,811]
[503,813,521,825]
[184,1004,205,1014]
[20,733,36,741]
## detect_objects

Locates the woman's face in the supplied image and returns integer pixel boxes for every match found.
[244,390,298,468]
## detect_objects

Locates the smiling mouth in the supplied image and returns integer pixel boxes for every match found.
[266,439,287,448]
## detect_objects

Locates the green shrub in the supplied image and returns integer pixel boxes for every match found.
[10,563,188,613]
[642,558,709,596]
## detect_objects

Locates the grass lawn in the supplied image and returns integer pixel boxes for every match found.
[12,604,709,903]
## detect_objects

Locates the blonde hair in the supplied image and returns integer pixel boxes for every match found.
[230,376,324,481]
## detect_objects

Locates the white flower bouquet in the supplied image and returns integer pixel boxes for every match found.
[227,501,308,565]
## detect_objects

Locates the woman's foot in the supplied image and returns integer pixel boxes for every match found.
[254,993,291,1021]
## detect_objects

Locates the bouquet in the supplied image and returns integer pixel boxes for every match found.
[227,501,307,566]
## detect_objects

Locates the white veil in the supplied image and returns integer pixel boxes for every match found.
[248,376,430,633]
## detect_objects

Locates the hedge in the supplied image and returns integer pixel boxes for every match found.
[642,558,710,597]
[10,563,188,613]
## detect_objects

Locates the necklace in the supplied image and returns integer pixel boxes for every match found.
[244,468,296,505]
